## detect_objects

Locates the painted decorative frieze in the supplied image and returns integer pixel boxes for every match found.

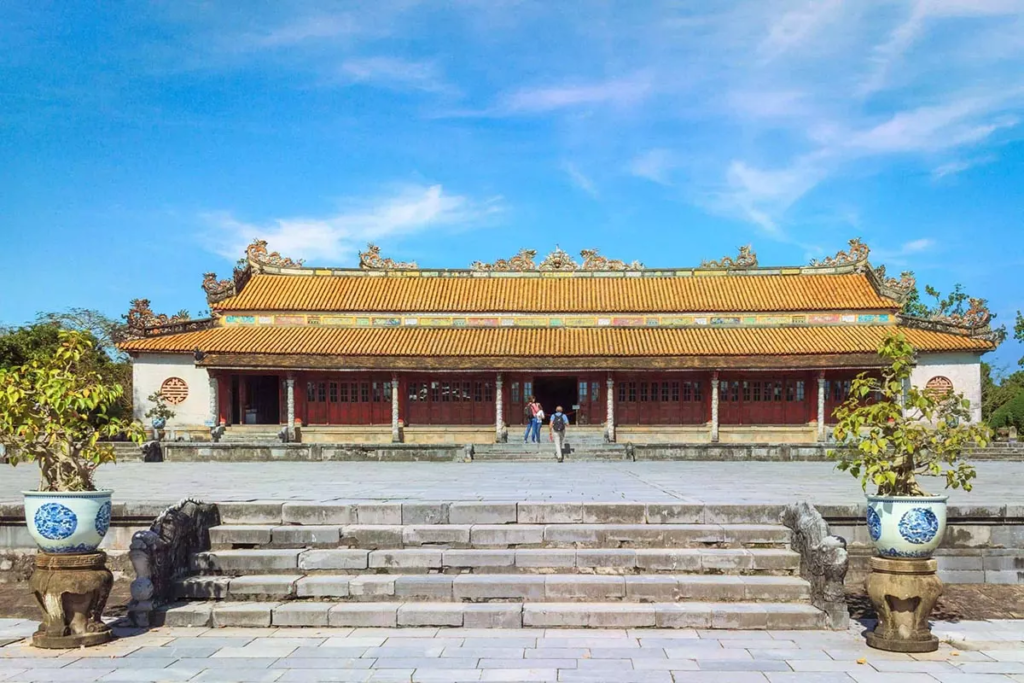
[471,249,537,271]
[702,245,758,269]
[359,243,418,270]
[246,239,305,272]
[221,310,894,330]
[810,238,870,267]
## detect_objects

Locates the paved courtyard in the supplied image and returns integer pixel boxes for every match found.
[4,461,1024,506]
[2,618,1024,682]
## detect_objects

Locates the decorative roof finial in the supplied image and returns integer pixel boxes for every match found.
[701,245,758,269]
[809,238,870,267]
[539,246,579,272]
[359,243,418,270]
[246,239,305,272]
[472,249,537,271]
[580,249,644,271]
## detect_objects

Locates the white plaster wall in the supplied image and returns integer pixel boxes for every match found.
[133,353,212,428]
[912,352,983,423]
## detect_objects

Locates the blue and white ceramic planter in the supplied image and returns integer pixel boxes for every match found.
[866,495,947,559]
[22,491,113,554]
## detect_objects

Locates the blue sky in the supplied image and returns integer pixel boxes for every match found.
[1,1,1022,370]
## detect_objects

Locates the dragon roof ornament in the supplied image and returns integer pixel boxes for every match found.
[246,239,305,272]
[471,249,537,272]
[580,249,644,271]
[810,238,870,268]
[124,299,191,338]
[872,264,916,303]
[934,297,992,329]
[702,245,758,269]
[474,247,642,272]
[359,243,418,270]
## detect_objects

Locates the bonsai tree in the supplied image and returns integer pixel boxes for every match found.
[144,390,176,424]
[0,331,145,491]
[829,334,991,496]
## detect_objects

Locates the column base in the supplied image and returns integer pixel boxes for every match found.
[866,557,942,653]
[30,552,114,650]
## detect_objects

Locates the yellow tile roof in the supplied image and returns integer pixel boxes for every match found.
[213,272,895,313]
[121,324,992,357]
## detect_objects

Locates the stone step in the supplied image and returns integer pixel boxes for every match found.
[158,600,828,629]
[209,523,792,550]
[212,501,788,526]
[471,452,627,462]
[191,547,800,575]
[177,573,811,603]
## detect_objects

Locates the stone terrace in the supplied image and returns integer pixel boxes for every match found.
[4,461,1024,506]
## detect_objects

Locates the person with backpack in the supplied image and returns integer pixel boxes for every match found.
[523,396,540,443]
[549,405,569,462]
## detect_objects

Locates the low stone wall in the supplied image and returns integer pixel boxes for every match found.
[161,443,464,462]
[635,443,831,461]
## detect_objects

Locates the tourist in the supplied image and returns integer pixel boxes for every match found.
[549,405,569,462]
[532,403,545,443]
[523,396,540,443]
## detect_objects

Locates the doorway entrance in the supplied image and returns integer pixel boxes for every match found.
[533,375,578,424]
[233,375,281,425]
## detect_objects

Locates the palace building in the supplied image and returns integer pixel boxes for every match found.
[120,240,997,445]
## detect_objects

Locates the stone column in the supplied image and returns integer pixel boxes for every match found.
[391,373,401,443]
[285,376,296,439]
[710,371,720,443]
[606,374,615,443]
[495,373,504,443]
[817,371,827,442]
[208,374,218,427]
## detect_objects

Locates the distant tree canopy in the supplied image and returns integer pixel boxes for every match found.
[0,310,132,418]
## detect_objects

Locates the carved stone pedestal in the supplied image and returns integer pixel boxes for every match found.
[29,552,113,649]
[866,557,942,653]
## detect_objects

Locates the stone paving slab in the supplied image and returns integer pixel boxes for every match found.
[4,462,1024,506]
[0,618,1021,680]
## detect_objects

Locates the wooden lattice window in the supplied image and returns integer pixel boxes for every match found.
[925,376,954,400]
[160,377,189,405]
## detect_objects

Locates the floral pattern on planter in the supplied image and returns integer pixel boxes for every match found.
[33,503,78,541]
[94,501,112,537]
[899,507,940,545]
[867,506,882,541]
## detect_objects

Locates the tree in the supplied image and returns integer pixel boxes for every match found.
[35,308,129,362]
[0,311,134,419]
[0,331,146,492]
[829,334,991,496]
[1016,311,1024,366]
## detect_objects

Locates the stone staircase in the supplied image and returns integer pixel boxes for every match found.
[218,425,285,444]
[473,427,625,461]
[161,501,829,630]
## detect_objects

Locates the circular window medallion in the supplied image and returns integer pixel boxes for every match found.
[925,376,953,400]
[160,377,189,405]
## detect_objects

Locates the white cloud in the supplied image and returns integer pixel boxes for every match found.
[337,57,455,94]
[628,149,676,185]
[845,97,1021,153]
[498,74,652,115]
[901,238,934,254]
[562,162,598,197]
[932,155,998,179]
[238,14,361,50]
[759,0,844,60]
[714,159,826,234]
[203,185,503,264]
